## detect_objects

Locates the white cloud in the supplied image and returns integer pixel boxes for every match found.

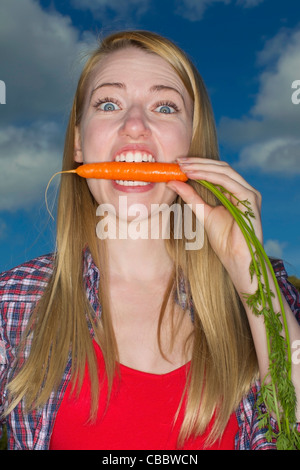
[0,0,97,212]
[236,0,264,7]
[0,0,96,123]
[252,29,300,120]
[70,0,265,22]
[264,239,286,259]
[218,27,300,175]
[237,138,300,174]
[70,0,150,19]
[175,0,230,21]
[0,122,62,211]
[175,0,265,21]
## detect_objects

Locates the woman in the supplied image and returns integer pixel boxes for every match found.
[0,30,299,450]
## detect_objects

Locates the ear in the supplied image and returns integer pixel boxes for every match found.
[74,126,83,163]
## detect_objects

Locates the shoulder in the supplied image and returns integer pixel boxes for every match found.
[270,258,300,323]
[0,254,54,300]
[0,254,55,366]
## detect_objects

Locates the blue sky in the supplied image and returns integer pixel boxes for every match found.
[0,0,299,276]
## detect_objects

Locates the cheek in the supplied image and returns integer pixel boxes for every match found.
[81,120,114,161]
[159,123,192,156]
[85,179,110,206]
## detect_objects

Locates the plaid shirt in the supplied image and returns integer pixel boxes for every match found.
[0,250,299,450]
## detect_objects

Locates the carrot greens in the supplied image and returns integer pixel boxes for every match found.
[197,179,300,450]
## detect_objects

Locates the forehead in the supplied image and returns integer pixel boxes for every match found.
[88,47,188,96]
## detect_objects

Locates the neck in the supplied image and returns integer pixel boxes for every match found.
[106,236,173,282]
[97,209,174,281]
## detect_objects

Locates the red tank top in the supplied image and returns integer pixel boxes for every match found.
[50,341,238,450]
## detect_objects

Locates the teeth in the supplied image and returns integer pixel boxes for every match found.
[115,180,150,186]
[114,152,154,185]
[115,152,155,163]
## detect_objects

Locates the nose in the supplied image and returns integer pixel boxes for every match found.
[119,105,151,139]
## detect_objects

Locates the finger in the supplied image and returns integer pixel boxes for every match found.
[166,180,211,224]
[177,156,224,164]
[180,167,262,211]
[178,158,257,194]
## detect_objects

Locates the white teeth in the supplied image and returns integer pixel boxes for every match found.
[114,152,155,185]
[115,152,155,163]
[126,152,134,162]
[115,180,150,186]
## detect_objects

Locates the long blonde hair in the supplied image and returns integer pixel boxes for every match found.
[7,30,258,446]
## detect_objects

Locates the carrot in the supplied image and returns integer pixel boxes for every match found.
[70,162,188,182]
[45,162,188,219]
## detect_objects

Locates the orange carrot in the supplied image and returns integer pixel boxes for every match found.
[69,162,188,182]
[45,162,188,219]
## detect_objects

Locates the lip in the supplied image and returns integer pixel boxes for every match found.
[111,144,157,192]
[112,144,157,161]
[112,180,155,193]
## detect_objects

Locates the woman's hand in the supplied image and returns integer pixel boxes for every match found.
[168,157,300,425]
[167,157,263,281]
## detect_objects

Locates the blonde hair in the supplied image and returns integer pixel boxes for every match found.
[7,30,258,447]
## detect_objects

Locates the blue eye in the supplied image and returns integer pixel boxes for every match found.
[93,98,121,111]
[100,101,120,111]
[158,105,172,114]
[155,102,178,114]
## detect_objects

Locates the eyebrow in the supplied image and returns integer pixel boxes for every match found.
[90,82,185,104]
[90,82,125,101]
[149,85,185,104]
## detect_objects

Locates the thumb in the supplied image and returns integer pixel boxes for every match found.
[167,181,210,225]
